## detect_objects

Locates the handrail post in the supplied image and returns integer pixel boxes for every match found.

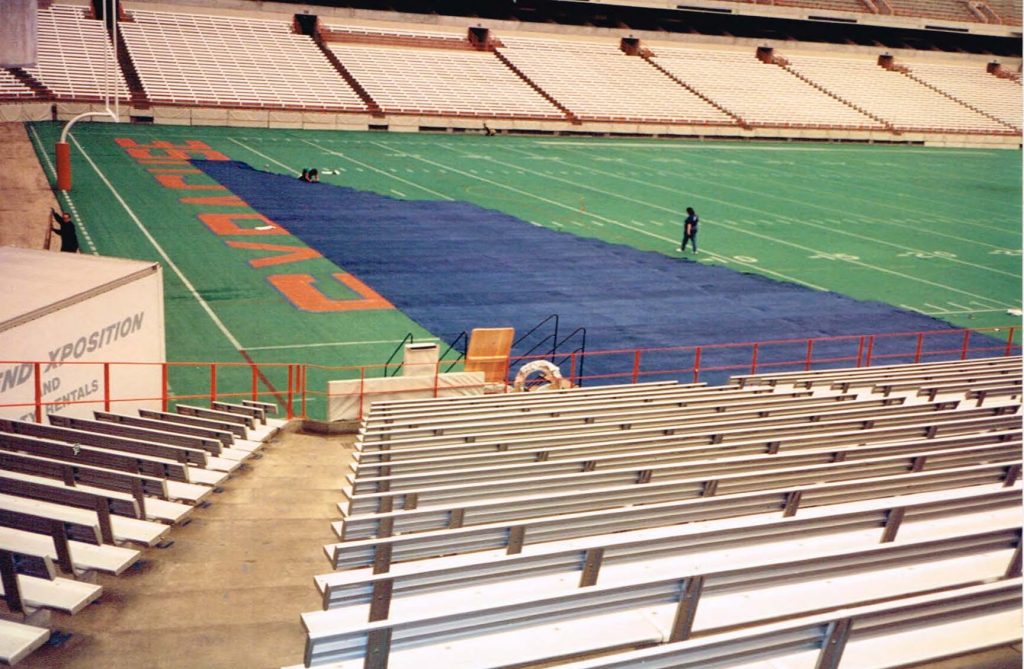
[577,329,586,388]
[103,362,111,412]
[33,362,42,423]
[251,365,258,401]
[804,339,814,371]
[300,365,308,419]
[551,315,559,363]
[161,363,169,412]
[913,332,924,363]
[357,366,366,421]
[286,364,294,420]
[960,329,971,359]
[631,350,641,384]
[692,347,701,384]
[865,336,875,366]
[569,352,578,386]
[433,361,440,398]
[1005,327,1017,356]
[209,363,217,403]
[750,342,759,375]
[855,336,865,367]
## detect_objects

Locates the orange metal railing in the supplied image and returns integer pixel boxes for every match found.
[0,325,1017,423]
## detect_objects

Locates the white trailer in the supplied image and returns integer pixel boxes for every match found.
[0,247,166,421]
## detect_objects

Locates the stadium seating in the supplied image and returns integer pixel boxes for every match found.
[887,0,981,23]
[496,37,736,125]
[782,52,1013,133]
[24,4,130,102]
[297,357,1022,667]
[731,354,1023,389]
[0,71,34,100]
[651,46,883,130]
[984,0,1024,23]
[903,60,1022,130]
[324,24,478,49]
[718,0,1017,24]
[120,9,366,111]
[326,43,566,119]
[4,4,1014,142]
[0,401,283,666]
[772,0,872,13]
[550,579,1022,669]
[0,617,49,666]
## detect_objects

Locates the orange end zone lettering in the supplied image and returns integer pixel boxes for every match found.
[155,174,227,191]
[136,159,192,166]
[199,213,287,236]
[115,138,229,161]
[179,195,248,207]
[268,273,395,312]
[226,241,321,268]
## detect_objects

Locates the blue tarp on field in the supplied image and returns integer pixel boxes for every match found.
[196,161,988,384]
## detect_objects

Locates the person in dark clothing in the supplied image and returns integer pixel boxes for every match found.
[298,168,310,182]
[50,208,79,253]
[677,206,699,254]
[308,168,319,183]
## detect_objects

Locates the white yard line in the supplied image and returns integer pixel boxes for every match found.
[227,137,297,173]
[549,143,1019,240]
[536,140,1016,237]
[28,125,98,254]
[370,141,826,290]
[487,145,1017,302]
[70,133,245,351]
[529,141,997,155]
[301,138,454,200]
[714,220,1016,307]
[244,337,440,352]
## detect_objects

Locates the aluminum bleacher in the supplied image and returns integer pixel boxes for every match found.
[904,60,1022,130]
[551,579,1022,669]
[887,0,982,23]
[326,42,565,119]
[325,24,476,48]
[294,357,1022,668]
[120,9,366,111]
[0,401,284,666]
[772,0,872,13]
[0,71,34,100]
[496,36,736,125]
[10,3,1015,143]
[782,52,1013,134]
[984,0,1024,23]
[651,46,882,130]
[718,0,1012,24]
[24,4,130,103]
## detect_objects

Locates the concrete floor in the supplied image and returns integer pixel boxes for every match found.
[19,427,355,669]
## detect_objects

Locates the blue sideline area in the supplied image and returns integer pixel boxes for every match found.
[196,161,997,384]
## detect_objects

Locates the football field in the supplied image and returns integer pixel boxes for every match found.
[27,122,1022,412]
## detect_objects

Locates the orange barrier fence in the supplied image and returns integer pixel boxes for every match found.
[0,326,1018,422]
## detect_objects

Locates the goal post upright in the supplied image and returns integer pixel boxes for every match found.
[55,0,121,191]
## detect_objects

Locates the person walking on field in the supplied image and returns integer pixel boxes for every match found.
[678,206,699,254]
[50,208,80,253]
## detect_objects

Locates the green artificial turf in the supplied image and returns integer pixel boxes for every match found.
[27,122,1022,417]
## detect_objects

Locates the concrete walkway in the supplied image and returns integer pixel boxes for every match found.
[0,122,59,251]
[19,427,354,669]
